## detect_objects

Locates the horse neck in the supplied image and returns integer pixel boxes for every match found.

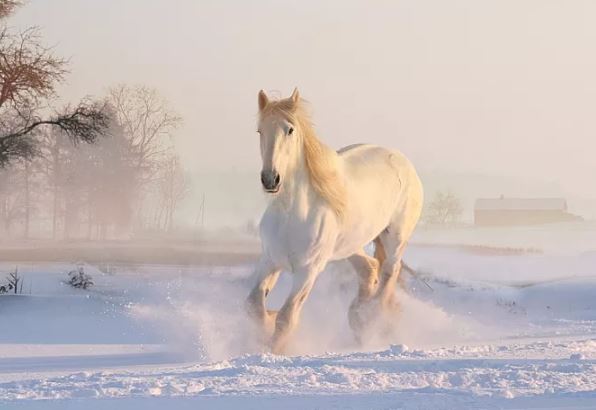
[274,145,317,217]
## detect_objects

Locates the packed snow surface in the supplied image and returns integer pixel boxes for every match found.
[1,239,595,409]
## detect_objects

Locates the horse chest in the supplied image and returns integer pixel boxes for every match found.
[260,206,336,272]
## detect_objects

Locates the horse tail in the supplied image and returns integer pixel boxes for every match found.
[401,261,416,276]
[373,237,432,291]
[401,260,433,291]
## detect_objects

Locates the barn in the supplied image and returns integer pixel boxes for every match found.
[474,197,581,226]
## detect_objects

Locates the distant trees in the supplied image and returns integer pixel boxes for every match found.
[38,128,71,238]
[0,0,108,167]
[81,111,136,239]
[0,0,109,239]
[107,85,181,185]
[155,154,189,231]
[0,87,189,240]
[0,164,24,234]
[422,191,464,226]
[107,85,183,230]
[53,108,136,239]
[0,2,190,239]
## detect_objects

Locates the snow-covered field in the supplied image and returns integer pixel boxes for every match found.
[1,234,595,409]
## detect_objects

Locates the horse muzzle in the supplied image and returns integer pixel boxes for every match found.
[261,170,281,193]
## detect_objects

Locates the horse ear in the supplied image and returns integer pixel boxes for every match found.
[258,90,269,111]
[290,87,300,103]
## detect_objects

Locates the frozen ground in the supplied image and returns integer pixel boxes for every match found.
[0,239,595,409]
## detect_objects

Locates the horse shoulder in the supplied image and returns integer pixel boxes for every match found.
[259,201,338,272]
[290,206,338,272]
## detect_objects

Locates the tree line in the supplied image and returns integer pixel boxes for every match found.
[0,1,189,240]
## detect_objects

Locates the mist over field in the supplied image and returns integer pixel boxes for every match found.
[1,1,596,409]
[5,0,596,231]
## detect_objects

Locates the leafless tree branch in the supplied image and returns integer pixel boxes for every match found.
[0,101,110,167]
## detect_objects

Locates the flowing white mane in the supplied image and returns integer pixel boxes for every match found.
[259,98,347,218]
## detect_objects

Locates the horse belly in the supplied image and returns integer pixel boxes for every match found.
[331,147,404,259]
[332,180,399,260]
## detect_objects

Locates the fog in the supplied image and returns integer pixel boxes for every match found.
[4,4,596,402]
[8,0,596,228]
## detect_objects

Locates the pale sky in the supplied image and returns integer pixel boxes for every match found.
[10,0,596,222]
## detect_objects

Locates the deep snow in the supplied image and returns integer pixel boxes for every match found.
[0,239,595,409]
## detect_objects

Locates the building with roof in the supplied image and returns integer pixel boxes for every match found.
[474,196,582,226]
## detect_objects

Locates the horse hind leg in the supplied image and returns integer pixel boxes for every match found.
[369,195,422,337]
[375,188,422,307]
[374,234,408,292]
[348,234,407,344]
[347,250,380,342]
[375,227,408,311]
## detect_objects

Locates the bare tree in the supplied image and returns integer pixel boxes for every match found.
[107,85,181,185]
[0,154,43,239]
[82,108,135,239]
[0,1,109,167]
[0,164,24,234]
[107,85,182,229]
[156,154,189,231]
[21,158,34,238]
[38,128,71,238]
[35,105,136,240]
[423,191,464,226]
[7,266,22,294]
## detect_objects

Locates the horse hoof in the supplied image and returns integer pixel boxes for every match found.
[348,299,378,343]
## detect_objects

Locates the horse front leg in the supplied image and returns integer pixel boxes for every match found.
[245,256,281,341]
[270,268,318,354]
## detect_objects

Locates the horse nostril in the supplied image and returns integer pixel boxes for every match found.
[261,170,280,191]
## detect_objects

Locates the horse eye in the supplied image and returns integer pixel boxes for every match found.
[288,127,294,135]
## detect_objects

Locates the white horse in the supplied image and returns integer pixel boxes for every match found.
[246,88,423,354]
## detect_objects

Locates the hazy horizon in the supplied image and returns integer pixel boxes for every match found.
[9,0,596,225]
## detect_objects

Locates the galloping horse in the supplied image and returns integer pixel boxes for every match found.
[246,88,423,353]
